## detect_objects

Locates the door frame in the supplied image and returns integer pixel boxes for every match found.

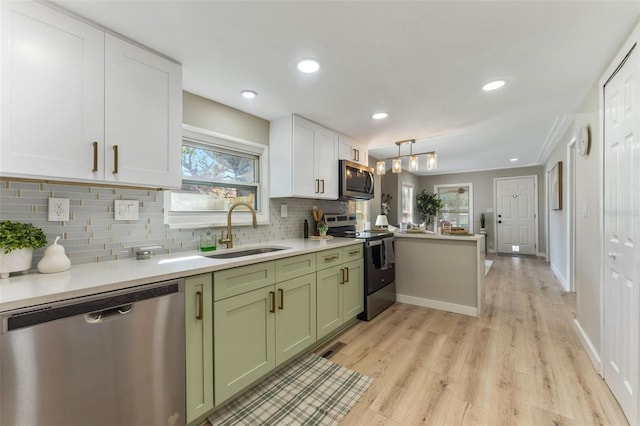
[493,175,539,256]
[567,137,577,292]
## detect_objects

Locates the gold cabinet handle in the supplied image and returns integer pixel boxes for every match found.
[278,288,284,310]
[196,291,204,320]
[348,249,360,256]
[352,148,357,161]
[112,145,119,174]
[270,291,276,313]
[345,266,350,283]
[324,255,338,262]
[92,141,99,172]
[356,149,360,162]
[321,179,325,193]
[340,268,345,284]
[315,179,319,193]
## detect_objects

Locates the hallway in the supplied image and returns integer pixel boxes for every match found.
[320,255,628,425]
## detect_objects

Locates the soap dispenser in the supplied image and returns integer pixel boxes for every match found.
[37,236,71,274]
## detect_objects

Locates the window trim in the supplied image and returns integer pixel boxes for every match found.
[434,182,474,233]
[401,181,414,224]
[165,124,270,228]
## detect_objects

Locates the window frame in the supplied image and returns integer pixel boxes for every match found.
[434,183,474,233]
[401,181,414,224]
[165,124,270,228]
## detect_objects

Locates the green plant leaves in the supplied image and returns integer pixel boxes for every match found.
[0,221,48,253]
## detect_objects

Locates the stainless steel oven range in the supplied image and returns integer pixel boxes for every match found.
[325,213,396,320]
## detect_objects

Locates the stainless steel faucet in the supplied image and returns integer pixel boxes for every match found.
[219,201,258,249]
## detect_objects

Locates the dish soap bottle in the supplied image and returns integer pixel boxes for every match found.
[303,219,309,239]
[200,229,216,252]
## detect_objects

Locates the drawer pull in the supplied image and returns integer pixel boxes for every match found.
[315,179,320,193]
[196,291,203,320]
[320,179,325,194]
[92,141,98,172]
[270,291,276,313]
[324,255,339,262]
[348,250,360,255]
[345,266,350,283]
[279,288,284,310]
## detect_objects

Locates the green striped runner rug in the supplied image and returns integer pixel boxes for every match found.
[209,353,373,425]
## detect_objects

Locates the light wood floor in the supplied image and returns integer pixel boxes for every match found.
[317,254,629,425]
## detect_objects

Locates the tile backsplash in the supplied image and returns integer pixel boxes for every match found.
[0,180,347,269]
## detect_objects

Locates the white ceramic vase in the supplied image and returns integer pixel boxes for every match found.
[0,248,34,279]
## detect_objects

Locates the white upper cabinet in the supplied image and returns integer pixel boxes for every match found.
[338,134,368,166]
[270,115,338,199]
[104,35,182,188]
[0,2,182,188]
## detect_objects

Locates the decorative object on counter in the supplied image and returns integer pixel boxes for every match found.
[415,190,444,230]
[303,219,309,239]
[381,193,392,215]
[441,220,452,234]
[37,236,71,274]
[0,221,47,279]
[317,222,329,237]
[200,228,217,252]
[374,214,389,229]
[375,139,437,175]
[480,213,487,234]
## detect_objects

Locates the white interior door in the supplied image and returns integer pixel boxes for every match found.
[495,177,537,255]
[603,43,640,426]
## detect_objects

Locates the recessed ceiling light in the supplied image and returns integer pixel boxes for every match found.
[241,90,257,99]
[482,80,506,91]
[297,59,320,74]
[510,158,518,162]
[372,112,388,120]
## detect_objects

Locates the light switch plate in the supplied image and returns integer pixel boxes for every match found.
[48,198,70,221]
[114,200,139,221]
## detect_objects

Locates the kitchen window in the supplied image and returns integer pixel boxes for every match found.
[165,125,269,228]
[401,182,414,223]
[435,183,473,232]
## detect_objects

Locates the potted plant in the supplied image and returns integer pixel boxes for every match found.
[317,222,329,237]
[0,221,48,279]
[480,213,487,234]
[381,193,392,216]
[415,190,443,230]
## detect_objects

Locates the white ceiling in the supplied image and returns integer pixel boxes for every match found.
[53,0,639,175]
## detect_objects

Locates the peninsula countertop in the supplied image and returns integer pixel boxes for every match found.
[0,238,362,312]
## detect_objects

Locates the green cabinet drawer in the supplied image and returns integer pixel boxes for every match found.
[316,248,343,270]
[342,244,363,261]
[214,261,275,301]
[275,253,316,282]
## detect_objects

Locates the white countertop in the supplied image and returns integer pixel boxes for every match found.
[393,232,484,242]
[0,238,362,312]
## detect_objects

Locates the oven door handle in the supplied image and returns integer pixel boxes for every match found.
[367,240,383,247]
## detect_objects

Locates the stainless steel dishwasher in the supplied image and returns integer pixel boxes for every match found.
[0,279,185,426]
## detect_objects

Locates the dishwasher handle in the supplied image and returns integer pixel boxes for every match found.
[3,279,183,332]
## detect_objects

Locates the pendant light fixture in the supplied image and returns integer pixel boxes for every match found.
[375,139,437,175]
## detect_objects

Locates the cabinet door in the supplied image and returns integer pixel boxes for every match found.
[185,274,213,423]
[314,125,339,199]
[292,116,317,197]
[275,274,317,366]
[316,265,343,339]
[214,286,275,405]
[0,2,104,180]
[105,35,182,188]
[342,259,364,320]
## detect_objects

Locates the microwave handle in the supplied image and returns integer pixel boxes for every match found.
[366,171,374,193]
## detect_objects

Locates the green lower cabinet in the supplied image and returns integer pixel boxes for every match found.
[275,274,317,366]
[342,259,364,319]
[185,274,214,424]
[316,265,344,340]
[214,286,276,405]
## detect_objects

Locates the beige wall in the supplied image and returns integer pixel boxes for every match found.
[419,166,545,252]
[183,91,270,144]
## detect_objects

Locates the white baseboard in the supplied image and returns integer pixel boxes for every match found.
[550,262,569,291]
[396,293,479,317]
[573,318,602,375]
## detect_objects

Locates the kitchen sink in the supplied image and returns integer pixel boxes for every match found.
[205,246,288,259]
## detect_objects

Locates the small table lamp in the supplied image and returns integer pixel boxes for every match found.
[375,214,389,229]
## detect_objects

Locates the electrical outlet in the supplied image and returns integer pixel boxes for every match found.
[281,204,288,218]
[114,200,139,221]
[48,198,70,221]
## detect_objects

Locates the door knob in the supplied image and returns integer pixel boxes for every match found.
[608,252,619,259]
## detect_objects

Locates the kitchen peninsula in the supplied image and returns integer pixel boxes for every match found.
[394,233,485,317]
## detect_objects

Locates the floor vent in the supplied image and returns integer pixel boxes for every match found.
[320,342,347,359]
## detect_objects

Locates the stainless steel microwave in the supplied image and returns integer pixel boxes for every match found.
[339,160,374,200]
